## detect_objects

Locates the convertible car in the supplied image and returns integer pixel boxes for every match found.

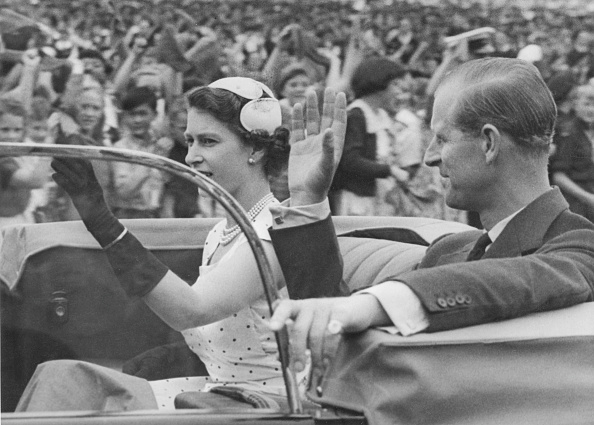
[1,144,593,425]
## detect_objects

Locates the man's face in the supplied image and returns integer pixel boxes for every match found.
[0,113,25,144]
[424,83,491,212]
[124,104,156,138]
[82,58,107,85]
[77,90,104,134]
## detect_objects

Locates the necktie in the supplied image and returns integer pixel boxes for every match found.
[466,232,492,261]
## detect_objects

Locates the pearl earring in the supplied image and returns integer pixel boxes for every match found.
[248,158,255,164]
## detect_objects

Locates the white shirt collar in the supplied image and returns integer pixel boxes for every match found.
[347,99,393,133]
[486,208,523,248]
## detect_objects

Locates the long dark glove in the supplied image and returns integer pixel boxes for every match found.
[51,157,168,297]
[51,157,124,247]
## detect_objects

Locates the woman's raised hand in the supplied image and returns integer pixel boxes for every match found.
[288,88,347,206]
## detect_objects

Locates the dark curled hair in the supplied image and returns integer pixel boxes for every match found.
[441,58,556,155]
[351,57,406,98]
[185,86,290,178]
[122,86,157,112]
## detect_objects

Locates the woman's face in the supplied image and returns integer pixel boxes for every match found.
[281,74,311,107]
[378,78,411,115]
[184,108,255,197]
[574,87,594,124]
[77,90,104,134]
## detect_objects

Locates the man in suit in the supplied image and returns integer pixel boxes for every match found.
[267,57,594,384]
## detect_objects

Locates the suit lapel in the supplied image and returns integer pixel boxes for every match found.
[483,188,569,259]
[430,231,482,266]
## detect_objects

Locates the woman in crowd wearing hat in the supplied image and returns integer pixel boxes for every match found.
[332,57,422,216]
[550,83,594,223]
[15,77,347,411]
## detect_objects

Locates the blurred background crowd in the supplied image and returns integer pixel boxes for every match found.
[1,0,593,229]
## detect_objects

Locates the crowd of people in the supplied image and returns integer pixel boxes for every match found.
[1,0,594,231]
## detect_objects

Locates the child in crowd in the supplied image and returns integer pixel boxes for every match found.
[110,87,173,219]
[0,101,49,231]
[162,98,200,218]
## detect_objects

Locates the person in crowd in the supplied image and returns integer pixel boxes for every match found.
[267,58,594,390]
[550,83,594,222]
[15,77,346,411]
[547,71,578,118]
[0,100,48,231]
[78,48,119,142]
[24,97,52,144]
[565,30,594,84]
[332,57,422,216]
[45,83,114,221]
[161,97,200,219]
[109,86,173,219]
[385,18,420,65]
[276,63,312,126]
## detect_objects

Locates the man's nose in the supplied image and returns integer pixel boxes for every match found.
[424,139,441,167]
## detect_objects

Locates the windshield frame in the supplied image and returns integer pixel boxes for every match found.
[0,142,303,415]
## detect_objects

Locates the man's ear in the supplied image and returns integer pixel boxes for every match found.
[481,124,501,165]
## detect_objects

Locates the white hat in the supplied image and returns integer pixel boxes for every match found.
[517,44,543,63]
[208,77,282,134]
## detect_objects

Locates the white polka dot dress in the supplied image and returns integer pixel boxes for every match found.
[149,201,307,409]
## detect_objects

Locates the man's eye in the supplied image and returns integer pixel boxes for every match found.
[185,138,194,147]
[201,138,217,146]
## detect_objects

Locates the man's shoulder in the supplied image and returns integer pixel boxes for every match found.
[546,207,594,240]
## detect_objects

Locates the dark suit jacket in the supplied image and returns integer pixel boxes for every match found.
[332,107,392,197]
[269,188,594,331]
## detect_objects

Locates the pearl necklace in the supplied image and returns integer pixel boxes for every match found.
[219,193,275,246]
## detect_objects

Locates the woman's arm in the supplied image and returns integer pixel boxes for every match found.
[59,49,85,118]
[552,172,594,208]
[1,50,40,115]
[143,240,283,331]
[112,43,145,96]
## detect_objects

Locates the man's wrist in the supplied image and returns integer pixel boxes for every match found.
[356,281,429,336]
